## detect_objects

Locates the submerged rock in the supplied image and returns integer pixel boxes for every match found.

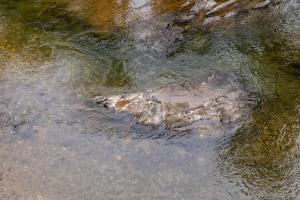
[95,76,258,135]
[177,0,278,28]
[206,0,238,16]
[253,0,271,10]
[191,0,217,13]
[223,11,239,19]
[202,16,222,26]
[38,0,278,57]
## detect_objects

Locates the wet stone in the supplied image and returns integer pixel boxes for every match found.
[224,11,238,19]
[202,16,222,26]
[191,0,217,13]
[206,0,238,16]
[253,0,271,10]
[95,76,258,136]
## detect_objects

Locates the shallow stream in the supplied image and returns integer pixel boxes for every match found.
[0,0,299,199]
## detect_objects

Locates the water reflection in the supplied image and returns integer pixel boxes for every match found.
[0,0,299,199]
[57,0,190,32]
[104,59,132,87]
[55,0,191,57]
[216,2,300,199]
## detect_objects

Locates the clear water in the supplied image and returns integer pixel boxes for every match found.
[0,0,299,199]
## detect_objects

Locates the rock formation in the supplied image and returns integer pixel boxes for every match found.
[95,76,258,135]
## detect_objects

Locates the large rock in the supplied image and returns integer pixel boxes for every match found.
[95,76,258,135]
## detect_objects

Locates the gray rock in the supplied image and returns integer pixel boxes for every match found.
[206,0,238,16]
[176,0,217,25]
[191,0,217,13]
[253,0,271,9]
[224,11,239,19]
[95,76,257,135]
[178,13,197,24]
[202,16,222,26]
[179,1,195,12]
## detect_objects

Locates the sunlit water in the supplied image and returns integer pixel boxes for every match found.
[0,0,299,199]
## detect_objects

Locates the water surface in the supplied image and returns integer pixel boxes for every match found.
[0,0,299,199]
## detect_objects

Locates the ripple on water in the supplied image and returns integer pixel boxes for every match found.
[0,0,299,199]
